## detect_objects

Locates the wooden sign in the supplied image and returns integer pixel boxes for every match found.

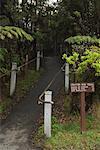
[71,83,94,93]
[71,83,95,133]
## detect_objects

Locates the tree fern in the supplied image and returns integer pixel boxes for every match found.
[65,36,100,46]
[0,29,13,39]
[0,33,5,40]
[0,26,33,41]
[4,26,19,39]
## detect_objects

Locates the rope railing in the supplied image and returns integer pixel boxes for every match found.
[17,57,36,71]
[0,57,37,79]
[38,63,65,104]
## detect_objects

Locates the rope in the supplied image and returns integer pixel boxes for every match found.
[17,57,36,70]
[0,57,37,78]
[38,63,65,104]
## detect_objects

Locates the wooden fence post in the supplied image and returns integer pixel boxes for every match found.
[65,63,69,93]
[36,51,40,71]
[10,62,17,96]
[44,91,53,138]
[80,92,86,132]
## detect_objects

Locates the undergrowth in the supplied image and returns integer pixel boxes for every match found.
[0,69,41,115]
[34,115,100,150]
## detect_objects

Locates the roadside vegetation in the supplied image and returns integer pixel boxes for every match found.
[0,0,100,148]
[0,69,41,119]
[35,116,100,150]
[33,91,100,150]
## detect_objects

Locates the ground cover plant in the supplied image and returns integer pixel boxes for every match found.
[34,112,100,150]
[33,87,100,150]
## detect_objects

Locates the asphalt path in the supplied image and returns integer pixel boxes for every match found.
[0,57,64,150]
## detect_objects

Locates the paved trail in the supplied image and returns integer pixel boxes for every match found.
[0,57,64,150]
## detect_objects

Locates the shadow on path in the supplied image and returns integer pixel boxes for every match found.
[0,57,64,150]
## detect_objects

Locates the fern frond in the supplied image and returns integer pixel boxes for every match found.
[65,36,100,45]
[4,26,19,39]
[20,28,33,41]
[1,30,13,39]
[0,33,5,40]
[0,26,33,41]
[11,26,23,38]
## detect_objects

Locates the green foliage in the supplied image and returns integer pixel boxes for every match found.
[63,46,100,78]
[0,48,7,62]
[65,36,100,46]
[0,69,41,114]
[11,54,21,65]
[73,11,81,18]
[0,26,33,41]
[0,98,12,113]
[78,48,100,76]
[0,48,8,73]
[34,115,100,150]
[15,70,40,97]
[62,52,79,65]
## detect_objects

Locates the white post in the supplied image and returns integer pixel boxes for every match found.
[65,63,69,93]
[10,62,17,96]
[44,91,53,138]
[36,51,40,71]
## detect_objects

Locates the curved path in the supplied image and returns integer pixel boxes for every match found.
[0,57,64,150]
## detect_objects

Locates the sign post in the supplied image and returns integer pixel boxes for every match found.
[71,83,95,133]
[80,92,86,132]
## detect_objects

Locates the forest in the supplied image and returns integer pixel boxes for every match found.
[0,0,100,150]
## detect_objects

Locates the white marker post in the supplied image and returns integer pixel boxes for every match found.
[36,51,40,71]
[65,63,69,93]
[10,62,17,96]
[44,91,53,138]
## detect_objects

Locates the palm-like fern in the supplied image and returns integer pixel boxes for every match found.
[0,26,33,41]
[65,36,100,46]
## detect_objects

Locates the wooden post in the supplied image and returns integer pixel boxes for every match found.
[80,92,86,133]
[65,63,69,93]
[10,62,17,96]
[36,51,40,71]
[71,83,95,133]
[44,91,53,138]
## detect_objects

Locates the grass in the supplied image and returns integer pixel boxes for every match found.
[34,115,100,150]
[15,69,41,97]
[0,69,41,115]
[0,98,12,113]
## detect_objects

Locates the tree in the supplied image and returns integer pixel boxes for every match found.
[63,36,100,82]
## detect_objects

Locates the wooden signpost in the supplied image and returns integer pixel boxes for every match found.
[71,83,95,133]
